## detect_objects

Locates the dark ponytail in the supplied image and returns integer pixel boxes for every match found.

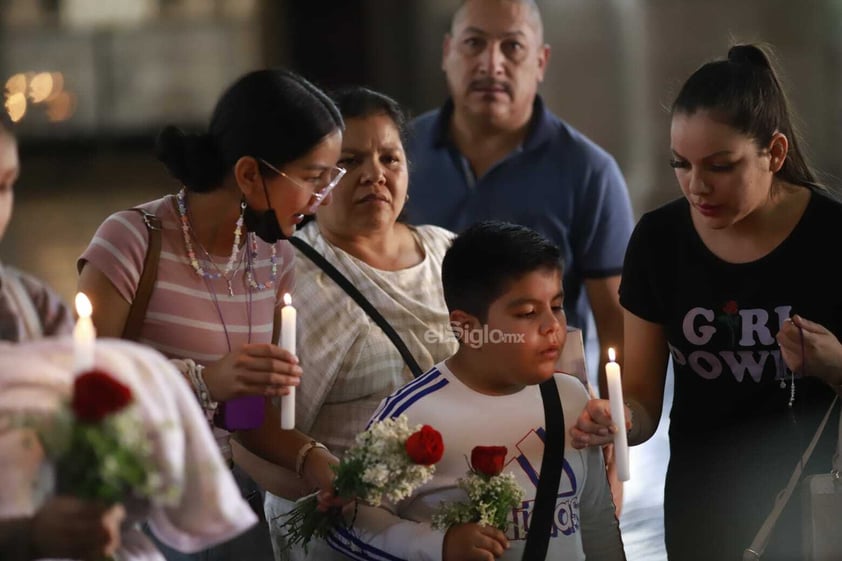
[672,43,818,189]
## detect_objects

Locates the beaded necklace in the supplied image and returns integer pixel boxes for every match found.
[246,232,279,290]
[176,188,245,295]
[198,242,246,297]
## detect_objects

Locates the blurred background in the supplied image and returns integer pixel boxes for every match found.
[3,0,842,302]
[3,1,840,558]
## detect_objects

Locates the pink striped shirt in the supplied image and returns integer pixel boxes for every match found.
[79,194,295,362]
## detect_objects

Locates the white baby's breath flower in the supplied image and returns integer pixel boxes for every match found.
[432,466,524,532]
[362,463,390,488]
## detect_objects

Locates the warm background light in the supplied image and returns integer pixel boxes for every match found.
[4,92,27,122]
[46,91,76,122]
[5,73,27,95]
[29,72,55,103]
[4,70,74,123]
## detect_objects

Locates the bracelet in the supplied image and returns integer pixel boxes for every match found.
[295,440,328,479]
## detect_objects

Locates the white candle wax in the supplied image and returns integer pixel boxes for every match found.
[280,293,296,430]
[73,292,96,372]
[606,347,630,481]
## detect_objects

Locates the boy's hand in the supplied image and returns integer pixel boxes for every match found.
[443,523,509,560]
[570,398,622,449]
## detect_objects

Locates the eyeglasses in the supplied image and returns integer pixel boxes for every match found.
[259,159,347,213]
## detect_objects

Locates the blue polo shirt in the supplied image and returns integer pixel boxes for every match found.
[406,96,634,336]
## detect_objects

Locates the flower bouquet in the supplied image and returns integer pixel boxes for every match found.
[432,445,524,531]
[37,369,168,507]
[279,415,444,552]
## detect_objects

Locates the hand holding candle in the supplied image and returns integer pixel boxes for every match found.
[73,292,96,373]
[280,293,296,430]
[606,347,630,481]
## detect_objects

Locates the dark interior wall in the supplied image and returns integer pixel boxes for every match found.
[284,0,370,91]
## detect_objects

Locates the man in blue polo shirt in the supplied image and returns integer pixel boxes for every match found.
[406,0,633,390]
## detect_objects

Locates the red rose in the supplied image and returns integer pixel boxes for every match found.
[723,300,738,315]
[471,445,508,477]
[71,370,133,423]
[404,425,444,465]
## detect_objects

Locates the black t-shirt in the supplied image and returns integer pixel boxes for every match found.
[622,192,842,433]
[620,191,842,559]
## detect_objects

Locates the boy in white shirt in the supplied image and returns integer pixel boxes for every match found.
[327,221,624,560]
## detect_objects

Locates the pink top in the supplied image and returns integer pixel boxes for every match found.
[79,194,295,361]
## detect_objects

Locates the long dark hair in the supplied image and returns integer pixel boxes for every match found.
[156,68,344,193]
[672,44,818,190]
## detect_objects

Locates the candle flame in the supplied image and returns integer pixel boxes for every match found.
[283,293,292,306]
[75,292,92,318]
[608,347,616,362]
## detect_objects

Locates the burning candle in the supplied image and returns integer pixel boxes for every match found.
[73,292,96,372]
[280,293,296,430]
[606,347,630,481]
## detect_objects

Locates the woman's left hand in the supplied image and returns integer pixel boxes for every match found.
[301,447,350,512]
[777,315,842,386]
[315,487,353,514]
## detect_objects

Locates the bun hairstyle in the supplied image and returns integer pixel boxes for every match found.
[156,68,344,193]
[155,127,224,193]
[672,43,817,189]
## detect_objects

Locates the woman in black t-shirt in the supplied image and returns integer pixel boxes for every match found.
[571,44,842,560]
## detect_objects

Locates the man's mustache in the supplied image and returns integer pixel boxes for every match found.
[469,78,512,95]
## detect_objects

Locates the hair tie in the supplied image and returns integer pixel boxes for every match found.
[727,45,771,70]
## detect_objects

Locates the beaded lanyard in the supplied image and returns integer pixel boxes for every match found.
[780,324,805,407]
[176,189,279,346]
[198,249,252,353]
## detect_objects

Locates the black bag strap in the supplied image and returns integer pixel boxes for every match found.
[523,376,566,560]
[122,208,162,341]
[288,236,424,378]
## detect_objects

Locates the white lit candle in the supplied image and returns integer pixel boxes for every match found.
[606,347,630,481]
[73,292,96,372]
[280,293,296,430]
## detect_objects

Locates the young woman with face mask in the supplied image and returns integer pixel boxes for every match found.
[77,68,345,560]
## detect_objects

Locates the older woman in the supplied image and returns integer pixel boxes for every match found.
[238,87,457,561]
